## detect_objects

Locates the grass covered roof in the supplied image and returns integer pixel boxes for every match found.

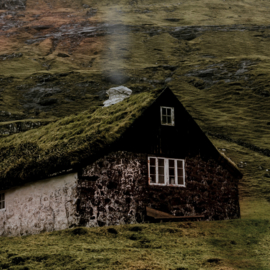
[0,88,242,190]
[0,91,157,190]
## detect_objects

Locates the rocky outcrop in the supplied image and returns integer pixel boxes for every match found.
[0,53,23,60]
[0,120,49,136]
[185,60,256,89]
[0,0,26,10]
[169,24,270,41]
[23,86,62,110]
[0,111,26,122]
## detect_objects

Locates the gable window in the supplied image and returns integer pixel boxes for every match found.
[148,157,185,186]
[0,193,5,210]
[160,106,174,126]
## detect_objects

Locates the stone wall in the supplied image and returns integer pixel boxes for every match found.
[77,152,147,227]
[0,173,78,237]
[77,151,240,227]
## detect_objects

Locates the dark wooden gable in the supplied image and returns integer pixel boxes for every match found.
[118,87,242,178]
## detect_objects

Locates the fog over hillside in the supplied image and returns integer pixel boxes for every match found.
[0,0,270,269]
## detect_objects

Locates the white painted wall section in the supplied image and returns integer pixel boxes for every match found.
[0,173,78,237]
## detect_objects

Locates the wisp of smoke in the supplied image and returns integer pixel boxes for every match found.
[103,8,130,85]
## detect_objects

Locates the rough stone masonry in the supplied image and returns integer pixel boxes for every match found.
[77,151,240,227]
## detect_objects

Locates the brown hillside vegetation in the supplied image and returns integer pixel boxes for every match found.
[0,0,270,269]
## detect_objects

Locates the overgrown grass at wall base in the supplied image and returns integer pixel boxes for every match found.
[0,211,269,269]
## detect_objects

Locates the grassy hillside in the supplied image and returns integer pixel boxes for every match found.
[1,0,270,269]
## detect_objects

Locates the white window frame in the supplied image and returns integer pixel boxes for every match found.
[148,156,185,187]
[0,192,5,211]
[160,106,175,126]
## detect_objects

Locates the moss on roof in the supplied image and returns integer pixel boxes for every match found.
[0,88,242,190]
[0,91,157,189]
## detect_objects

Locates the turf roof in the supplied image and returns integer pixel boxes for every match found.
[0,88,241,190]
[0,90,157,190]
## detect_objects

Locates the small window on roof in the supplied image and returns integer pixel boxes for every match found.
[0,193,5,210]
[160,106,174,126]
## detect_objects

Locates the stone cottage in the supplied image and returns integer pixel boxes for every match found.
[0,87,242,236]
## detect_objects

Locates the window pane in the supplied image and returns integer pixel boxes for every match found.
[150,175,155,183]
[167,108,171,115]
[169,160,174,167]
[178,177,184,185]
[169,177,175,184]
[178,168,183,177]
[158,175,165,184]
[158,159,164,166]
[162,116,166,124]
[177,160,183,168]
[158,166,164,175]
[169,168,175,176]
[150,167,156,174]
[162,108,166,115]
[2,201,4,209]
[149,158,156,184]
[150,158,155,166]
[167,116,172,124]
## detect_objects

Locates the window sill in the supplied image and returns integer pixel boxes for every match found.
[149,183,186,187]
[0,208,6,212]
[168,184,186,187]
[161,124,175,126]
[149,183,167,186]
